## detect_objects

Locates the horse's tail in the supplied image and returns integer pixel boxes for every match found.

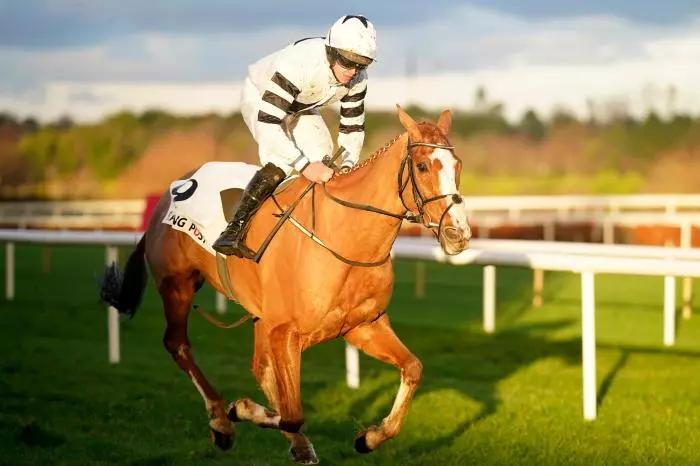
[100,234,148,318]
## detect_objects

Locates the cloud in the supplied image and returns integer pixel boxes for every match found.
[0,0,460,49]
[6,3,695,86]
[1,2,700,122]
[468,0,700,24]
[2,0,697,49]
[373,6,681,75]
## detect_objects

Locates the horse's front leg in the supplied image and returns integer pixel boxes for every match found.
[228,322,317,464]
[343,314,423,453]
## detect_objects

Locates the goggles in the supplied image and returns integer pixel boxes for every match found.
[334,52,369,71]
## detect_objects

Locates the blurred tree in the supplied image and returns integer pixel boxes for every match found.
[9,107,700,199]
[550,108,578,127]
[52,115,74,130]
[0,112,18,126]
[585,97,597,126]
[19,128,57,181]
[451,111,512,137]
[21,117,39,132]
[519,109,546,141]
[474,86,488,112]
[138,109,177,128]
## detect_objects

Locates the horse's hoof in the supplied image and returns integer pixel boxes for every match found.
[210,427,234,451]
[353,431,372,454]
[289,445,319,464]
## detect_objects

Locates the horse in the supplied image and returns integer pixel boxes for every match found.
[100,106,471,464]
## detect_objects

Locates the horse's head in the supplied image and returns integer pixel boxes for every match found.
[397,105,471,255]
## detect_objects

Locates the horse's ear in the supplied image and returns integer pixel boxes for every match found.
[396,104,422,141]
[437,109,452,135]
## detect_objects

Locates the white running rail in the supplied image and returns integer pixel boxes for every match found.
[3,195,700,238]
[2,229,699,421]
[0,200,146,229]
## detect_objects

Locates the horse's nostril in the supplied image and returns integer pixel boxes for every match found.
[443,227,462,242]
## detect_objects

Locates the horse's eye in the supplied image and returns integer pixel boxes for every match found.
[416,162,428,172]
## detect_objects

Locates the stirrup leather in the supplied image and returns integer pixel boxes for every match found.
[212,163,286,258]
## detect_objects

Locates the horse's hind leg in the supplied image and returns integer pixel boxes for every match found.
[160,274,234,450]
[343,314,422,453]
[228,323,318,464]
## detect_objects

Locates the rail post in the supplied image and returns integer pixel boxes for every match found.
[581,271,597,421]
[106,246,120,364]
[680,222,693,320]
[5,242,14,300]
[483,265,496,333]
[345,343,360,389]
[663,276,676,347]
[533,269,544,308]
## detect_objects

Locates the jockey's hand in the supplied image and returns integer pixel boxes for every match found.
[301,161,334,183]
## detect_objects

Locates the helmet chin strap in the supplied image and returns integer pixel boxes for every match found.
[325,48,341,83]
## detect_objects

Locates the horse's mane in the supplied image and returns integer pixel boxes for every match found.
[337,119,449,177]
[336,132,404,177]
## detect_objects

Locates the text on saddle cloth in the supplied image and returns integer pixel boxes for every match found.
[162,147,343,261]
[162,161,259,255]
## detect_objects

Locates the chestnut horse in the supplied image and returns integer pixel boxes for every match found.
[100,106,470,464]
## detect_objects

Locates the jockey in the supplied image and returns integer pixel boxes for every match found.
[213,15,377,258]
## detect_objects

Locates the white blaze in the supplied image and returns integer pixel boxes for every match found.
[429,149,469,231]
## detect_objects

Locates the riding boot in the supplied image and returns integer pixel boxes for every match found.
[212,163,286,258]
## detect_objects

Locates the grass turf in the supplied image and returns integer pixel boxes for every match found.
[1,244,700,465]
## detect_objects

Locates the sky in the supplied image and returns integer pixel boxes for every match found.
[1,0,699,122]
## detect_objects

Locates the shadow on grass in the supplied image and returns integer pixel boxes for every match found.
[4,246,700,464]
[16,420,66,448]
[598,350,629,407]
[342,319,580,453]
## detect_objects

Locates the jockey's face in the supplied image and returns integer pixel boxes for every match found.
[331,60,358,85]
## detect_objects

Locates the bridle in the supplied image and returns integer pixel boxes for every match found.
[398,140,464,235]
[239,136,463,269]
[215,135,464,305]
[323,138,463,238]
[306,137,462,266]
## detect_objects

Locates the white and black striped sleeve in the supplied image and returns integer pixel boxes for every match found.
[337,74,367,167]
[255,65,309,171]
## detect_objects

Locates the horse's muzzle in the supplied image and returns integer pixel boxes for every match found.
[439,225,471,255]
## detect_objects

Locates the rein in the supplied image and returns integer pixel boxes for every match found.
[274,138,459,267]
[211,134,461,326]
[220,136,459,271]
[323,140,460,231]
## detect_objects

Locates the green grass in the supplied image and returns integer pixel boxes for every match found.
[1,245,700,465]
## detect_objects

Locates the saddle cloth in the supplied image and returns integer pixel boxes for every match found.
[162,161,260,255]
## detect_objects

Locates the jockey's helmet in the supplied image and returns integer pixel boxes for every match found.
[325,15,376,68]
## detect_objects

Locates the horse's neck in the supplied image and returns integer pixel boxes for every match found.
[329,133,408,209]
[318,134,409,259]
[273,133,407,216]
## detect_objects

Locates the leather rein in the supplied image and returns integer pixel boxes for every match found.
[264,138,461,267]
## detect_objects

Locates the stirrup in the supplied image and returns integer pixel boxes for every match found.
[212,237,255,258]
[230,241,256,259]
